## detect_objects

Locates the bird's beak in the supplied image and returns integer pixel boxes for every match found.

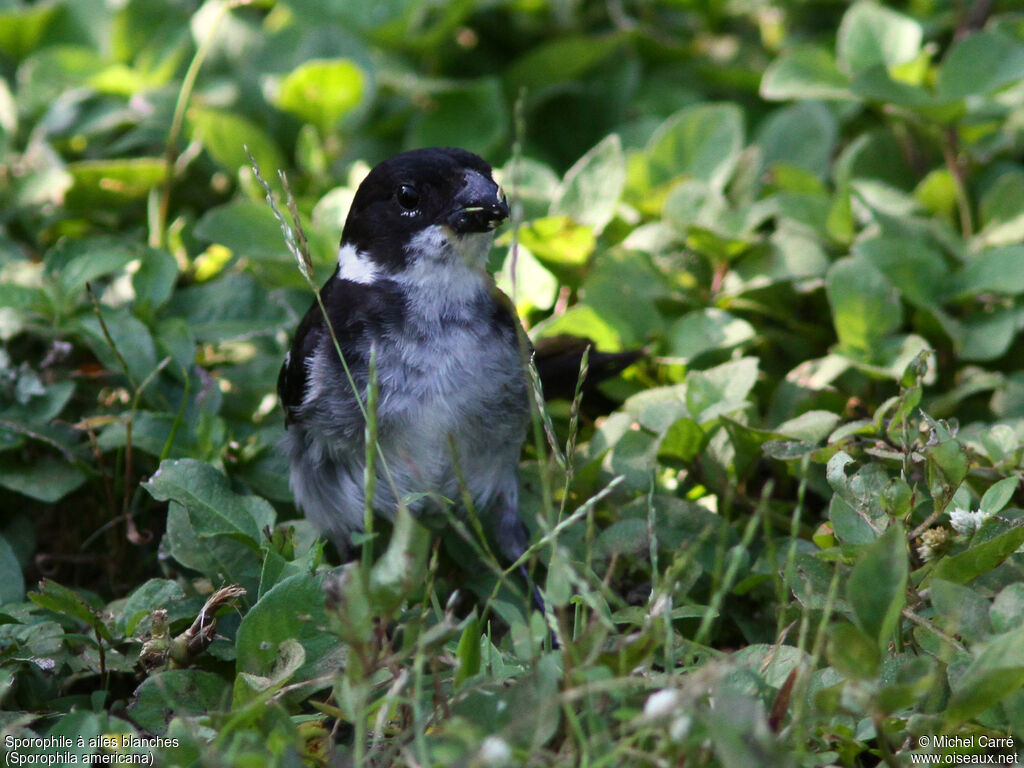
[447,170,509,234]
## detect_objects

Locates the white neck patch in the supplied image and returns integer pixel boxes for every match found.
[336,243,379,284]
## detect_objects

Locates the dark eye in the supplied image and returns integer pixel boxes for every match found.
[396,184,420,211]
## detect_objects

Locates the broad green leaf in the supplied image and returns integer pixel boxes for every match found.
[532,303,621,351]
[128,670,230,735]
[826,256,902,356]
[755,102,837,178]
[64,158,166,210]
[980,477,1019,516]
[132,247,179,315]
[953,246,1024,298]
[43,236,137,302]
[760,46,853,101]
[165,273,290,342]
[505,33,623,92]
[273,59,365,134]
[624,384,689,433]
[923,438,968,511]
[685,357,759,424]
[775,411,841,443]
[368,503,430,614]
[193,201,290,262]
[931,527,1024,585]
[0,534,24,603]
[991,584,1024,635]
[189,106,285,175]
[517,216,595,268]
[646,103,744,192]
[551,134,625,234]
[163,502,264,596]
[144,458,275,544]
[30,579,113,642]
[74,309,158,386]
[236,572,338,683]
[931,578,991,645]
[454,616,481,689]
[837,2,922,74]
[945,624,1024,725]
[409,77,506,157]
[846,523,907,648]
[0,453,86,503]
[657,417,705,463]
[852,236,948,308]
[0,2,60,61]
[666,308,755,360]
[828,622,880,680]
[938,31,1024,100]
[118,578,186,636]
[497,246,558,312]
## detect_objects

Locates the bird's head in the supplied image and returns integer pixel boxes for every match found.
[336,147,509,284]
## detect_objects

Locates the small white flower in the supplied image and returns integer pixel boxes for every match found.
[643,688,681,720]
[949,507,991,537]
[478,736,511,767]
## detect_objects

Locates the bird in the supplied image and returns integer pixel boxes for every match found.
[278,147,533,568]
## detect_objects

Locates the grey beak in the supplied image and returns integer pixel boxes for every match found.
[447,170,509,234]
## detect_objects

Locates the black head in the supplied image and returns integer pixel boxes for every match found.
[339,147,509,274]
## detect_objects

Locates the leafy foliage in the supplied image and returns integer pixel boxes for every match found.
[2,0,1024,766]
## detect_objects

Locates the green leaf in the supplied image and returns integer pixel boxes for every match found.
[504,33,622,92]
[132,247,179,315]
[118,578,186,636]
[846,524,907,649]
[454,616,481,689]
[685,357,759,424]
[0,534,25,603]
[980,477,1019,516]
[368,503,430,614]
[497,246,558,312]
[550,134,625,234]
[945,624,1024,725]
[409,77,507,157]
[517,216,596,268]
[193,200,291,262]
[128,670,231,735]
[236,572,338,683]
[953,246,1024,298]
[144,459,275,544]
[657,417,706,464]
[646,103,744,191]
[30,579,113,642]
[273,58,366,134]
[828,621,881,680]
[189,106,285,175]
[937,31,1024,100]
[826,256,902,356]
[64,158,167,210]
[853,236,949,308]
[922,438,968,512]
[991,584,1024,635]
[0,453,86,503]
[666,308,755,361]
[165,273,290,342]
[43,236,137,302]
[74,308,158,386]
[931,526,1024,585]
[760,46,853,101]
[755,102,837,178]
[0,2,60,61]
[837,2,922,74]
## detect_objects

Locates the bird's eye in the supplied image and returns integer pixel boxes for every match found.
[396,184,420,211]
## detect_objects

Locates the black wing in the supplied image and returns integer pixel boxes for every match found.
[278,274,403,425]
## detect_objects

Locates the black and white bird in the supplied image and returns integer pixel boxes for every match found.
[278,147,532,566]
